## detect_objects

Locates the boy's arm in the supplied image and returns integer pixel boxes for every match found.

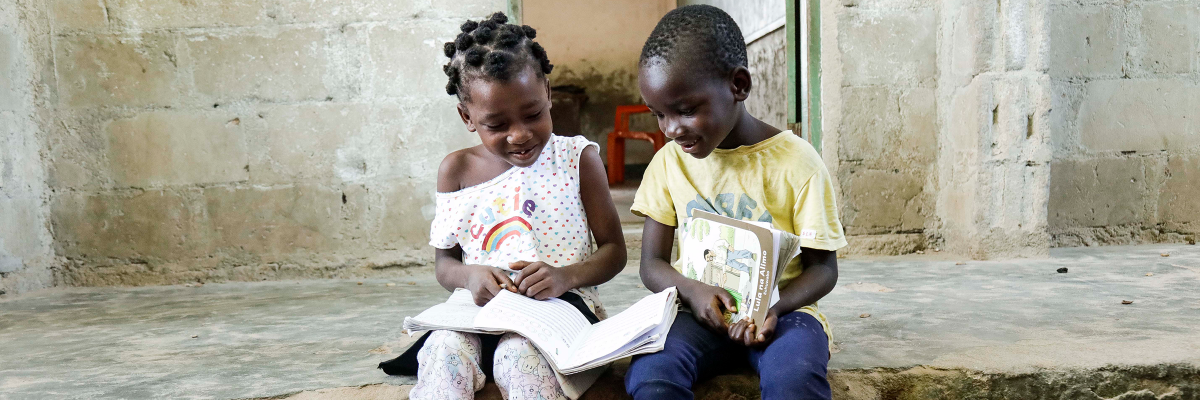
[772,248,838,312]
[640,217,737,332]
[513,147,627,299]
[729,247,838,346]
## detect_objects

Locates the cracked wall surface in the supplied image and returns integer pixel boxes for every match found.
[1048,0,1200,247]
[823,0,1196,257]
[822,0,943,256]
[7,0,1198,291]
[1,1,56,296]
[42,0,506,287]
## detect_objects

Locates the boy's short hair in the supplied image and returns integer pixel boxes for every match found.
[639,5,747,78]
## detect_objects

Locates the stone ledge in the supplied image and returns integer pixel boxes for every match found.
[262,363,1200,400]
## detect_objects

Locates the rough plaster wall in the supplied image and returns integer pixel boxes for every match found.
[44,0,505,286]
[0,1,56,296]
[1047,0,1200,247]
[524,0,673,166]
[824,0,940,256]
[677,1,787,130]
[934,0,1053,259]
[744,28,788,131]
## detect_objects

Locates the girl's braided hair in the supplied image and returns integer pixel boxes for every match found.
[443,12,553,100]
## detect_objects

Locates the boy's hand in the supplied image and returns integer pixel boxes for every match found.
[510,261,575,300]
[465,265,518,306]
[681,282,737,332]
[728,309,780,347]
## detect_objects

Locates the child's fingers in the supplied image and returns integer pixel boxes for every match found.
[508,261,532,270]
[493,269,518,293]
[742,324,758,346]
[517,266,546,293]
[703,297,729,331]
[756,313,778,344]
[728,319,747,341]
[514,263,540,287]
[526,280,551,300]
[717,289,737,313]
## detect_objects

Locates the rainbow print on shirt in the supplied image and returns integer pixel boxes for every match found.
[481,216,533,253]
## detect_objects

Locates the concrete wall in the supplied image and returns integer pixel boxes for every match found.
[1047,0,1200,247]
[820,0,942,256]
[678,0,788,130]
[43,0,505,286]
[524,0,674,166]
[1,1,57,296]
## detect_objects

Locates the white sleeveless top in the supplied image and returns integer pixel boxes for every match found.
[429,135,606,318]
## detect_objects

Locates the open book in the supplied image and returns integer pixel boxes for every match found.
[403,287,678,376]
[677,210,802,327]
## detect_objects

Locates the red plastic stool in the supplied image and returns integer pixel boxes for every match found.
[607,105,666,185]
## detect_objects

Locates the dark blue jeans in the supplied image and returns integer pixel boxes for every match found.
[625,311,831,400]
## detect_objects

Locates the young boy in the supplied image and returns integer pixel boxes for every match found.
[624,5,847,400]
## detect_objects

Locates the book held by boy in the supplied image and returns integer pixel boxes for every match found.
[677,210,802,327]
[403,286,679,376]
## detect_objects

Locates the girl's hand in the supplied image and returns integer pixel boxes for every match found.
[680,281,737,332]
[728,309,780,347]
[465,265,518,306]
[510,261,576,300]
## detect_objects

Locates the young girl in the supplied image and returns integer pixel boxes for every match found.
[410,12,626,400]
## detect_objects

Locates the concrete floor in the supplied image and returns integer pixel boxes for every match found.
[1,244,1198,399]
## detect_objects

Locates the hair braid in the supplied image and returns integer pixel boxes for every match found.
[441,12,554,100]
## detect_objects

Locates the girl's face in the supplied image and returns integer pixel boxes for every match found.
[639,60,744,159]
[456,66,553,168]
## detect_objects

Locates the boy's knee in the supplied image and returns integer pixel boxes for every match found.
[626,378,692,400]
[757,352,830,400]
[625,353,694,398]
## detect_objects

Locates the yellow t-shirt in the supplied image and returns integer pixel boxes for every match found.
[631,131,847,346]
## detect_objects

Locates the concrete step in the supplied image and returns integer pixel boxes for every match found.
[3,244,1198,400]
[265,360,1200,399]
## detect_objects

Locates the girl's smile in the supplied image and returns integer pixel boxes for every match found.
[457,64,553,168]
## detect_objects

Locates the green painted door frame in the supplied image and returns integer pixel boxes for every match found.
[787,0,822,153]
[507,0,522,24]
[510,0,820,152]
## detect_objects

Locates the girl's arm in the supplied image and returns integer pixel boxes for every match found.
[513,147,627,299]
[434,151,516,306]
[435,246,517,306]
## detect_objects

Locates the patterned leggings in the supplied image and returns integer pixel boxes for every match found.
[409,330,568,400]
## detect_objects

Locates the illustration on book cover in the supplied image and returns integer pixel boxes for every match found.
[679,218,763,323]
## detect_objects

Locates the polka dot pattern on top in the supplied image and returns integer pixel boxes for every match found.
[430,135,605,318]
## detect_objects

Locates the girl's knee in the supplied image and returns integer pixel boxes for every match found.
[493,333,565,400]
[422,330,483,359]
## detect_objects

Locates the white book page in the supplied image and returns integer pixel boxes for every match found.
[472,290,591,367]
[562,294,678,374]
[403,289,484,333]
[563,288,675,368]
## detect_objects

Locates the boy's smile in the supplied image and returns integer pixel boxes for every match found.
[638,60,743,159]
[457,65,554,168]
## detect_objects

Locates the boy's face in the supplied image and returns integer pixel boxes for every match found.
[457,66,553,168]
[638,60,744,159]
